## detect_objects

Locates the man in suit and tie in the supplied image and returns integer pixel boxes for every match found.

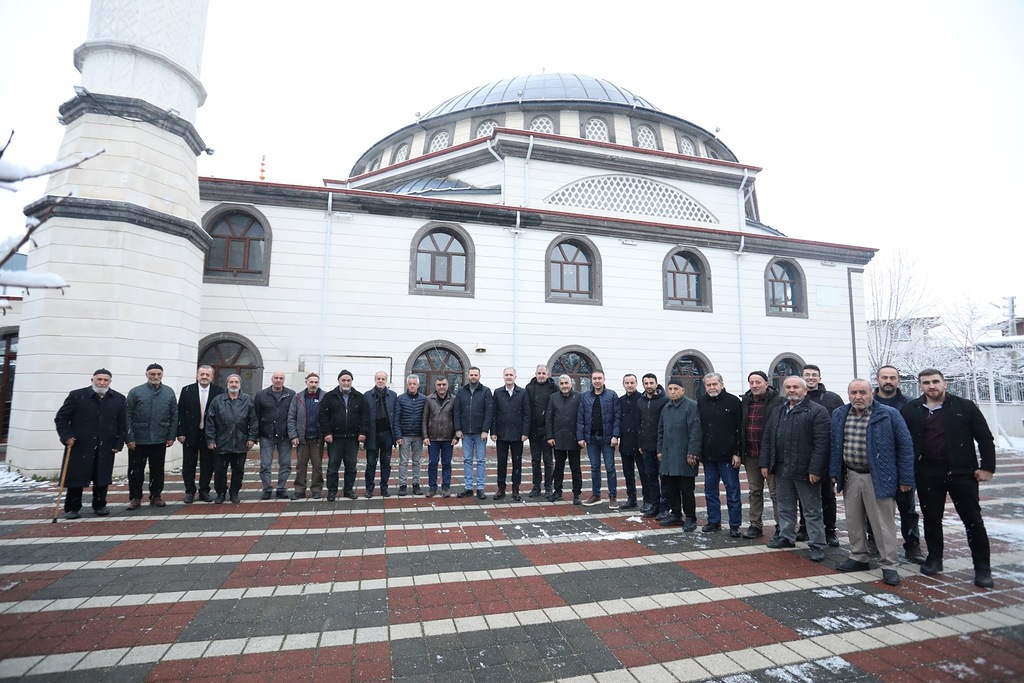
[177,365,225,503]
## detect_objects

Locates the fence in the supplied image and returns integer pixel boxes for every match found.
[899,377,1024,405]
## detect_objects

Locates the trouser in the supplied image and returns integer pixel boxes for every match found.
[704,460,743,528]
[778,476,826,547]
[462,434,487,491]
[663,475,696,519]
[843,470,898,568]
[586,441,617,497]
[640,449,662,511]
[917,468,990,569]
[744,456,778,530]
[182,439,214,496]
[799,477,837,532]
[128,443,166,500]
[326,437,360,495]
[398,436,423,487]
[529,437,554,492]
[259,436,292,493]
[214,451,246,496]
[294,439,325,494]
[620,448,644,503]
[553,448,582,495]
[427,441,454,489]
[64,486,108,513]
[496,439,523,493]
[867,486,922,549]
[365,430,393,492]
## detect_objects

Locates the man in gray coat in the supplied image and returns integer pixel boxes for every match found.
[656,378,702,530]
[125,363,178,510]
[547,375,583,504]
[254,371,296,500]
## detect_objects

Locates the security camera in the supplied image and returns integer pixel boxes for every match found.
[475,345,487,353]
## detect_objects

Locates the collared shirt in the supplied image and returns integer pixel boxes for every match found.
[842,404,872,472]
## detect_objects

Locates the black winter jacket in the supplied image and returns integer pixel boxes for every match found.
[318,388,369,439]
[491,385,531,441]
[254,386,296,440]
[759,398,830,479]
[807,384,844,415]
[901,393,996,474]
[546,390,581,450]
[394,391,426,438]
[697,390,742,462]
[54,387,127,488]
[636,387,669,452]
[525,378,557,440]
[205,393,258,453]
[454,383,494,435]
[619,390,642,455]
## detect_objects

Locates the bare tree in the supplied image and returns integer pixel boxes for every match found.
[865,248,932,375]
[941,297,997,398]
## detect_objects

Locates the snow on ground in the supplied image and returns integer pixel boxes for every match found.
[0,461,50,490]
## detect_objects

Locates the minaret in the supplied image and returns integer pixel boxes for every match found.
[8,0,211,477]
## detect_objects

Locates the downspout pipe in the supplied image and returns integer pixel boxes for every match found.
[510,136,534,370]
[319,192,334,376]
[734,169,749,383]
[485,139,506,205]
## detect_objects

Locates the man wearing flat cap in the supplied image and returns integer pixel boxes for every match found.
[319,370,369,501]
[54,369,127,519]
[125,363,178,510]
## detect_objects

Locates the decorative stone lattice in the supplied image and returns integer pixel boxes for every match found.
[546,175,719,223]
[393,144,409,163]
[429,131,450,152]
[585,117,608,141]
[678,136,696,155]
[475,120,497,138]
[636,125,658,149]
[529,116,554,134]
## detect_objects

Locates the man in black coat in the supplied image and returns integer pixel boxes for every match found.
[525,365,557,497]
[491,368,530,502]
[618,374,644,511]
[318,370,369,501]
[176,364,224,503]
[901,368,997,588]
[697,373,743,536]
[546,374,582,504]
[637,374,669,519]
[54,368,127,519]
[254,371,297,500]
[800,364,844,547]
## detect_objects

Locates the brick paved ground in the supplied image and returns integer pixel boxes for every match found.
[0,447,1022,681]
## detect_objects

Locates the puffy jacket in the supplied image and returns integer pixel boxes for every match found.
[697,390,742,462]
[829,403,915,498]
[318,388,369,439]
[807,384,844,415]
[205,393,258,453]
[254,386,296,440]
[454,382,494,435]
[901,393,996,474]
[394,391,426,438]
[759,398,830,479]
[423,391,457,441]
[619,390,641,455]
[637,387,669,452]
[365,386,399,450]
[287,388,324,443]
[125,382,178,445]
[546,390,581,450]
[657,397,702,476]
[491,385,531,441]
[525,377,557,440]
[576,389,621,444]
[739,386,785,458]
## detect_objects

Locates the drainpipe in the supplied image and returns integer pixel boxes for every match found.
[734,169,749,383]
[485,139,506,205]
[508,136,535,370]
[319,192,334,375]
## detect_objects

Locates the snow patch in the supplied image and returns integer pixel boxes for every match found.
[861,592,905,607]
[0,462,50,490]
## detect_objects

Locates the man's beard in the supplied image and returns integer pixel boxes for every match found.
[92,386,109,395]
[228,388,240,396]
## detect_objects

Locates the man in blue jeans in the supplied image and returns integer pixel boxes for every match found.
[423,377,458,497]
[697,373,743,536]
[454,367,493,500]
[577,370,621,510]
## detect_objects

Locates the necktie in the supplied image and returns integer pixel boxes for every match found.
[200,387,208,430]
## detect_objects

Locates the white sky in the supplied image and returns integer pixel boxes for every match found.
[0,0,1020,317]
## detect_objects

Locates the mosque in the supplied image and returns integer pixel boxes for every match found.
[6,1,874,476]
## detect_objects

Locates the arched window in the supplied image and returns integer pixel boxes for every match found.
[584,117,609,142]
[666,351,712,400]
[529,115,554,134]
[406,341,469,396]
[549,346,600,394]
[664,248,712,311]
[475,120,498,138]
[367,157,381,173]
[765,258,807,317]
[635,124,658,149]
[677,135,696,156]
[409,224,475,297]
[392,143,409,164]
[546,236,601,304]
[428,130,450,152]
[198,333,264,399]
[0,330,16,441]
[769,354,805,394]
[203,206,272,285]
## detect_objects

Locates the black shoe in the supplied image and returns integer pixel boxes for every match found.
[64,510,80,520]
[772,527,781,539]
[836,558,871,572]
[183,493,194,504]
[345,491,358,500]
[381,488,390,498]
[493,491,506,500]
[572,495,581,506]
[327,492,337,502]
[883,569,901,586]
[94,507,109,516]
[683,517,697,532]
[457,489,474,498]
[795,527,808,542]
[701,523,721,533]
[809,546,826,562]
[743,526,763,539]
[659,514,683,527]
[905,545,927,564]
[442,487,450,498]
[825,529,840,547]
[412,484,422,495]
[199,492,214,503]
[426,487,437,498]
[768,536,795,549]
[974,567,994,588]
[215,493,225,504]
[261,490,272,500]
[365,489,374,499]
[476,490,486,500]
[921,557,943,576]
[642,508,658,519]
[230,494,240,504]
[729,527,741,538]
[619,500,638,510]
[547,491,564,502]
[528,489,542,498]
[398,485,408,496]
[313,491,322,499]
[276,490,289,499]
[511,492,522,502]
[655,510,670,523]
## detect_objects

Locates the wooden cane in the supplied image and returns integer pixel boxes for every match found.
[51,441,73,523]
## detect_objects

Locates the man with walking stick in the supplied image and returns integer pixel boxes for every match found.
[53,368,127,520]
